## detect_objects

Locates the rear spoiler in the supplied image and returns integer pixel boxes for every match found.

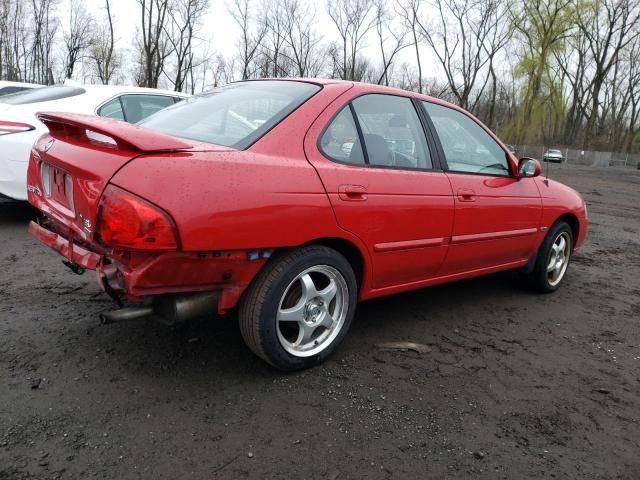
[36,112,193,152]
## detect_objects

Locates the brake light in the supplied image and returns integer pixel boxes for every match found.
[0,121,34,135]
[96,185,178,251]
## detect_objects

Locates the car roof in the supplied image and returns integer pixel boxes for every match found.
[0,80,41,88]
[244,78,463,111]
[63,81,190,98]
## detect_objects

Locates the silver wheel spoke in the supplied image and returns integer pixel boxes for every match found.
[296,323,315,346]
[557,237,566,253]
[277,301,305,323]
[317,308,335,329]
[299,273,317,303]
[275,264,350,358]
[547,232,571,287]
[317,279,337,305]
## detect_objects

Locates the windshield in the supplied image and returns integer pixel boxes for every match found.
[0,85,85,105]
[140,80,321,149]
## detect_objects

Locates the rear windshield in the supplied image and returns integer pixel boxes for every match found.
[0,85,85,105]
[139,80,321,149]
[0,86,33,96]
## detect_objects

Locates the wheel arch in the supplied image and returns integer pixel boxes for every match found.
[306,237,367,290]
[555,213,579,244]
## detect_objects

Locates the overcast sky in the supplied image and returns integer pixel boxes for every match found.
[70,0,438,88]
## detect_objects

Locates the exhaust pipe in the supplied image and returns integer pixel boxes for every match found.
[100,306,154,324]
[100,291,220,326]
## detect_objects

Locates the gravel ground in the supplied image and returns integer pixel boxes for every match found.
[1,164,639,479]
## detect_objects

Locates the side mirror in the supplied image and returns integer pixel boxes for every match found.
[518,157,542,178]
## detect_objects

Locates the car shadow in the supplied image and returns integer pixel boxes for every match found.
[0,198,38,223]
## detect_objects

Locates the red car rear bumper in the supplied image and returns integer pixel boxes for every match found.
[29,219,101,269]
[28,217,269,313]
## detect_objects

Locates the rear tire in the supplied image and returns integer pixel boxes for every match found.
[239,245,357,371]
[524,221,573,293]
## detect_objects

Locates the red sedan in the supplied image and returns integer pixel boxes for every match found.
[27,79,587,370]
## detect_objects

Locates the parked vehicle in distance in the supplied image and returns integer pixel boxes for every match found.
[0,81,41,97]
[543,148,565,163]
[27,79,588,370]
[505,144,518,155]
[0,82,189,200]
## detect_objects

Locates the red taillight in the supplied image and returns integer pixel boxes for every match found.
[0,121,34,135]
[96,185,178,251]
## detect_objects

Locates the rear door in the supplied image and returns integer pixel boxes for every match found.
[421,101,542,274]
[305,93,454,290]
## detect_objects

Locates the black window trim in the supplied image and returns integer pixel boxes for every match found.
[317,92,445,173]
[417,99,516,178]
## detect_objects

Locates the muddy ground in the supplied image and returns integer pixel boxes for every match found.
[1,164,639,479]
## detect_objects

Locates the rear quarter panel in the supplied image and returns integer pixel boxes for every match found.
[109,83,368,253]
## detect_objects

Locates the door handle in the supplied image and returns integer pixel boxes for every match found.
[457,189,476,202]
[338,184,368,201]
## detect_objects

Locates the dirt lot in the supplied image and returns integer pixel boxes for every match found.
[1,164,639,479]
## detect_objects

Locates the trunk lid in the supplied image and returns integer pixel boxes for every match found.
[27,112,229,242]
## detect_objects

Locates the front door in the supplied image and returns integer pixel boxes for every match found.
[305,93,454,290]
[421,101,543,275]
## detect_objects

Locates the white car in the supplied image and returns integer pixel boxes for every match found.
[0,83,189,200]
[0,81,41,97]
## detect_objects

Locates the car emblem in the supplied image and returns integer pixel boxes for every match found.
[42,139,54,152]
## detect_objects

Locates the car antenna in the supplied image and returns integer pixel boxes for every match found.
[544,145,550,185]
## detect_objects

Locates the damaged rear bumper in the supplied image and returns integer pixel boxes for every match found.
[29,219,101,269]
[28,216,270,314]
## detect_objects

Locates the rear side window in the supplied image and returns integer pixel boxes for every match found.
[120,94,175,123]
[140,81,320,149]
[352,94,432,169]
[97,97,125,120]
[319,106,365,165]
[0,85,85,105]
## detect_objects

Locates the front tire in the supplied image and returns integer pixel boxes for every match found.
[524,221,573,293]
[239,245,357,371]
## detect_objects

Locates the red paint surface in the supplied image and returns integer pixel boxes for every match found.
[28,80,588,312]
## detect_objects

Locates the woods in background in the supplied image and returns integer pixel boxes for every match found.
[0,0,639,152]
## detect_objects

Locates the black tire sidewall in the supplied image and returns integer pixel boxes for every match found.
[257,248,357,371]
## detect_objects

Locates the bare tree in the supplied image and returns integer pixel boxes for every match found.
[396,0,423,93]
[62,0,94,80]
[229,0,267,79]
[372,0,407,86]
[136,0,173,87]
[282,0,324,77]
[577,0,640,147]
[30,0,59,84]
[326,0,375,81]
[622,38,640,152]
[166,0,209,91]
[416,0,502,113]
[89,0,121,84]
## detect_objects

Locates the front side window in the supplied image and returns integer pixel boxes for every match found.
[319,106,365,165]
[423,102,510,176]
[352,94,432,169]
[140,81,320,149]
